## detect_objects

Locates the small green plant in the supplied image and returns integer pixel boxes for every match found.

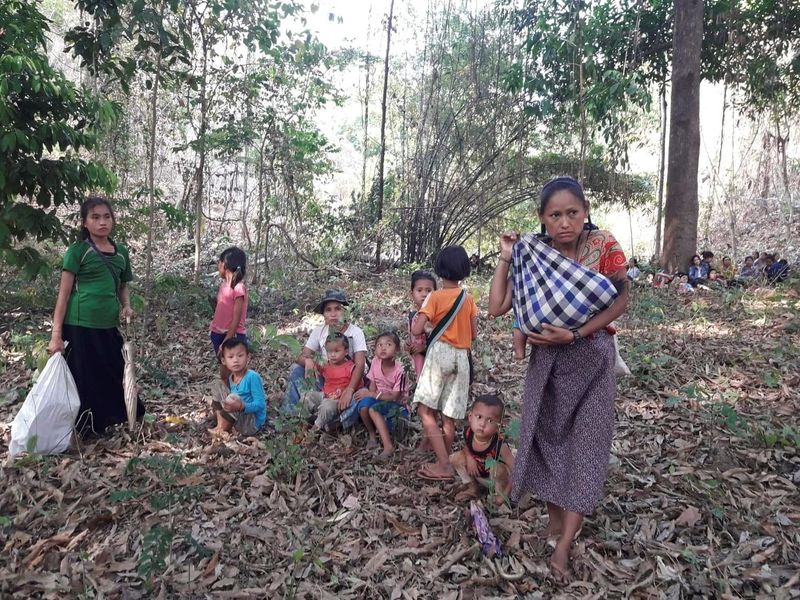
[717,404,748,433]
[757,424,800,448]
[249,323,302,354]
[265,415,307,481]
[137,527,174,583]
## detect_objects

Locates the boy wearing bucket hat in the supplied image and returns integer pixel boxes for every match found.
[282,288,368,418]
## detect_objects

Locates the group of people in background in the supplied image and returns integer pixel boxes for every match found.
[627,249,791,293]
[47,176,632,582]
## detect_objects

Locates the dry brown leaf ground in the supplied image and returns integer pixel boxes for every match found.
[1,270,799,599]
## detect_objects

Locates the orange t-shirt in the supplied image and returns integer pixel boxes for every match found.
[419,288,477,349]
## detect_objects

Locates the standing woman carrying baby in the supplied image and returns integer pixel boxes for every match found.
[488,177,629,582]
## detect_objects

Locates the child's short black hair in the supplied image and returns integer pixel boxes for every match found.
[325,332,349,349]
[221,338,250,353]
[434,245,471,281]
[472,394,504,414]
[375,330,401,348]
[411,269,437,290]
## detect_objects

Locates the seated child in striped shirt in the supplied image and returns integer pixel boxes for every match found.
[450,394,514,507]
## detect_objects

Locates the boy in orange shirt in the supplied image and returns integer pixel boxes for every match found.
[411,245,478,481]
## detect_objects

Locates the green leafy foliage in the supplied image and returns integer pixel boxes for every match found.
[137,526,174,582]
[0,0,119,276]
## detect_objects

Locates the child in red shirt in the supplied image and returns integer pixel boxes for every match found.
[303,333,355,430]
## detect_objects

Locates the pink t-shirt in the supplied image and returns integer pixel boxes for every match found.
[321,360,355,397]
[210,281,247,334]
[367,359,406,399]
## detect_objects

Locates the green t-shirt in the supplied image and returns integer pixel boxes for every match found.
[63,241,134,329]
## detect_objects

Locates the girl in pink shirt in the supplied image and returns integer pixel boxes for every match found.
[407,270,436,377]
[351,332,408,459]
[209,247,248,380]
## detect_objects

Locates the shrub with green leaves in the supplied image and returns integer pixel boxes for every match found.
[0,0,120,277]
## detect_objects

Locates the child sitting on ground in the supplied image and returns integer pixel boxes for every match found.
[676,273,694,295]
[303,333,355,430]
[450,394,515,506]
[350,331,408,459]
[209,339,266,436]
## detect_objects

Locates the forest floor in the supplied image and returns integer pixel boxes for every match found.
[1,267,799,599]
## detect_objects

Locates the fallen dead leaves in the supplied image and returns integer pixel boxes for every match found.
[0,274,799,598]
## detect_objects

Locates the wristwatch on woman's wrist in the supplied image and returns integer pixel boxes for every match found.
[570,328,582,344]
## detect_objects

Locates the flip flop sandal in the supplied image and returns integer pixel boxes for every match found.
[417,465,455,481]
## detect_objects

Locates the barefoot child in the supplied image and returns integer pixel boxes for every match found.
[209,247,248,381]
[351,332,408,459]
[411,245,478,481]
[209,339,266,436]
[450,394,515,506]
[407,270,436,377]
[303,333,355,430]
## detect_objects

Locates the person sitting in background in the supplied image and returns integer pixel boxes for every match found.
[721,256,736,280]
[753,252,768,274]
[627,258,642,282]
[706,269,726,288]
[739,256,757,280]
[676,273,694,295]
[688,254,705,286]
[700,251,715,276]
[767,258,790,284]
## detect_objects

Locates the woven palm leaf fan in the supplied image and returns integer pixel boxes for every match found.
[122,317,137,432]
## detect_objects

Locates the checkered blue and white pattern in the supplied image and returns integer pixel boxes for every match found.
[511,233,619,334]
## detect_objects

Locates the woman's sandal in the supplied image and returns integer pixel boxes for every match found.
[549,559,572,585]
[417,463,455,481]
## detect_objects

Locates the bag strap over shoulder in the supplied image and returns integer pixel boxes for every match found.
[427,289,466,347]
[85,240,121,293]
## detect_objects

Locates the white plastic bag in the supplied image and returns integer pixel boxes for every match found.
[8,352,80,460]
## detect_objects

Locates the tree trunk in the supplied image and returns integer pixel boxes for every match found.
[141,0,165,337]
[375,0,395,268]
[661,0,704,272]
[193,32,209,284]
[654,83,667,260]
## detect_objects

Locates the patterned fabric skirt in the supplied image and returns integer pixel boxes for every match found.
[412,340,470,420]
[511,331,616,515]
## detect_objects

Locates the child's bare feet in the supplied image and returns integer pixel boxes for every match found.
[366,437,378,449]
[377,448,393,461]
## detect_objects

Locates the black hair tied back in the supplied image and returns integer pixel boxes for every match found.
[220,246,247,288]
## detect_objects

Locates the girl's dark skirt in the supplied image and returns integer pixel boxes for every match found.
[63,324,144,436]
[511,331,617,515]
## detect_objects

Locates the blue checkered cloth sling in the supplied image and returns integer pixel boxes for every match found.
[511,233,619,334]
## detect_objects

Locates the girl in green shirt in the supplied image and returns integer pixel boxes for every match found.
[48,197,143,436]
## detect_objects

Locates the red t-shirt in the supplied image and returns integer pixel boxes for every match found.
[320,360,355,398]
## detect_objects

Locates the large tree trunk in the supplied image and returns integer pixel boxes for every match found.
[375,0,395,268]
[661,0,704,271]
